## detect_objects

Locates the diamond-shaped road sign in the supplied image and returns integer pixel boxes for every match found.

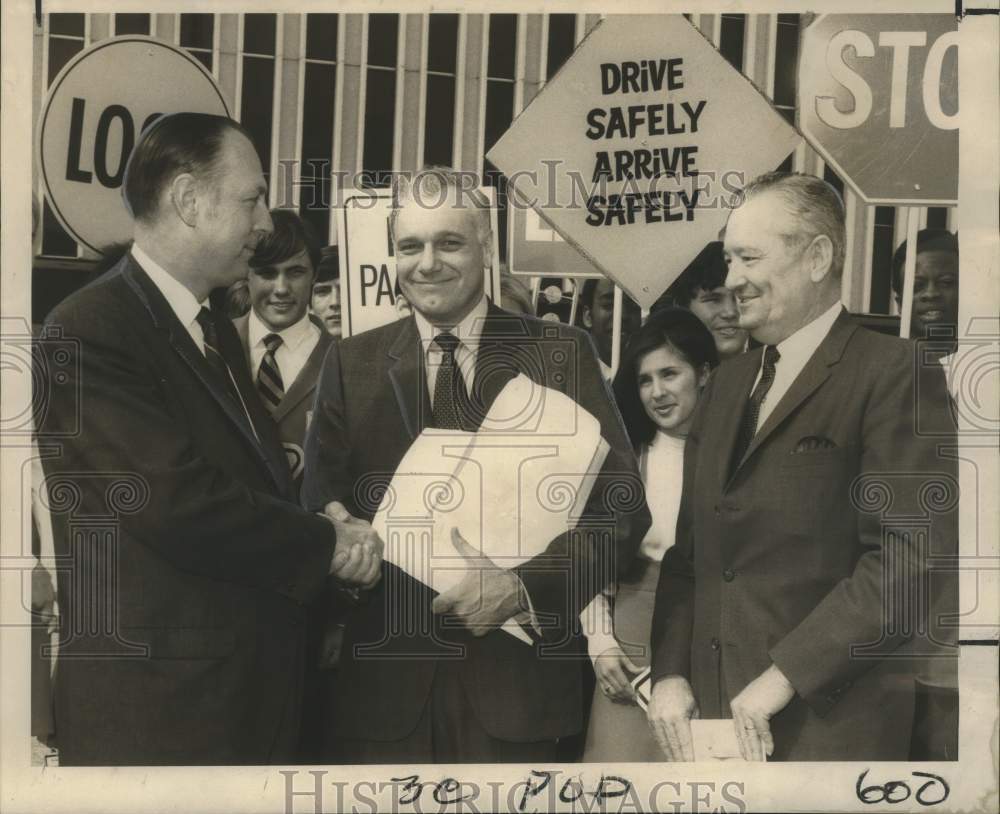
[487,14,801,309]
[798,14,958,205]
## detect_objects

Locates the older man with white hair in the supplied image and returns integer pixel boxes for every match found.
[647,172,957,762]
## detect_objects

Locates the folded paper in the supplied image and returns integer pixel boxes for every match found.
[372,374,610,642]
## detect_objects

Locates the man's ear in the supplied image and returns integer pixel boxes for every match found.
[582,306,593,329]
[480,232,493,272]
[170,173,200,227]
[807,234,834,283]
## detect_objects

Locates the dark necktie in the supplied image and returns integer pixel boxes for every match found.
[256,333,285,413]
[195,307,258,437]
[432,332,468,431]
[732,345,781,471]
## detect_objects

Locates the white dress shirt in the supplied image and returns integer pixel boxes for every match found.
[131,243,260,441]
[248,309,321,390]
[131,243,208,354]
[413,295,545,633]
[413,295,489,406]
[753,301,842,429]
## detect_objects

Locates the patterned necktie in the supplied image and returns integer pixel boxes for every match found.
[195,307,240,401]
[195,307,258,438]
[256,333,285,413]
[432,332,468,431]
[732,345,781,471]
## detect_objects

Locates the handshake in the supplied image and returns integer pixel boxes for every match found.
[320,501,384,590]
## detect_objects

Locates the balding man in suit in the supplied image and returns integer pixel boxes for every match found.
[303,167,649,763]
[38,113,380,765]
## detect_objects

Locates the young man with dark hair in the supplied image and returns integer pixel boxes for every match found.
[234,209,333,490]
[663,241,749,361]
[310,247,342,338]
[891,228,959,355]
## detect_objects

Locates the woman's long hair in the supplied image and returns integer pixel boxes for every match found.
[611,307,719,448]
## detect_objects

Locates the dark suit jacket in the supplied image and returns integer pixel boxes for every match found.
[37,255,336,765]
[650,310,958,760]
[302,303,649,742]
[233,313,333,490]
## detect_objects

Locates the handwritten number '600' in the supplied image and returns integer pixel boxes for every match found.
[856,769,949,806]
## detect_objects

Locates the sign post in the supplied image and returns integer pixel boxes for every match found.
[37,36,230,253]
[487,14,801,309]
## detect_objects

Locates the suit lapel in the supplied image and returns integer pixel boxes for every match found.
[732,310,857,475]
[471,305,524,427]
[232,313,252,371]
[122,260,285,489]
[387,317,430,440]
[716,351,763,489]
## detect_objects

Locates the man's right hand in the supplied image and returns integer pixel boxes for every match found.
[647,675,699,761]
[322,501,384,589]
[594,646,642,704]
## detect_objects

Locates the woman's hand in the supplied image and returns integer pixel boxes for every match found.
[594,646,643,704]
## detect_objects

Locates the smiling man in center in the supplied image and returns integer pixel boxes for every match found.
[302,167,649,763]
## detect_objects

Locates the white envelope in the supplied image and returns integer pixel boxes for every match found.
[372,374,610,642]
[632,668,760,762]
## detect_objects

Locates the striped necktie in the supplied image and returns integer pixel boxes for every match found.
[256,333,285,413]
[731,344,780,473]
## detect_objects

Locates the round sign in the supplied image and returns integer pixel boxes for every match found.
[38,36,230,253]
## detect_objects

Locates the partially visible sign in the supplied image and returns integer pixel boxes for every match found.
[38,36,230,253]
[338,189,503,338]
[508,190,604,280]
[799,14,959,204]
[487,14,801,309]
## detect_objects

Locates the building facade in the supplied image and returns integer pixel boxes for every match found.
[32,11,957,324]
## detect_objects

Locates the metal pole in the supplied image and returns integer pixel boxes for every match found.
[898,206,920,340]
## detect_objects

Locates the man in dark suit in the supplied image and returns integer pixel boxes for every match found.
[302,167,649,763]
[233,209,334,492]
[647,172,957,761]
[37,113,381,765]
[232,208,339,761]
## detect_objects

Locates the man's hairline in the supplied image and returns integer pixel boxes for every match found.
[132,128,248,227]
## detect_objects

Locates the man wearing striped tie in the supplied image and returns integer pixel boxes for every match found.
[234,209,334,493]
[647,172,957,763]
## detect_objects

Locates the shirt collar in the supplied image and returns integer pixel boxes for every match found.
[131,243,205,328]
[248,308,315,351]
[774,301,843,366]
[413,294,489,353]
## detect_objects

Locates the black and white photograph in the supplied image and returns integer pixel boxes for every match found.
[1,1,997,812]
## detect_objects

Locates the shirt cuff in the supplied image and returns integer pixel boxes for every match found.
[581,592,618,664]
[513,575,542,637]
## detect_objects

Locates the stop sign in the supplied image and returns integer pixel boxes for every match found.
[799,14,958,204]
